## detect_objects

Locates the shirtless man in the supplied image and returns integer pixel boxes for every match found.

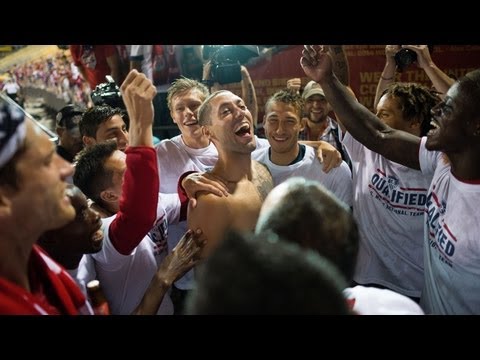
[187,90,273,257]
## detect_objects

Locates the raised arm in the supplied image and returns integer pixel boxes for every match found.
[301,45,421,170]
[121,70,155,147]
[402,45,455,96]
[240,65,258,128]
[108,70,158,255]
[374,45,400,109]
[327,45,350,86]
[105,46,123,85]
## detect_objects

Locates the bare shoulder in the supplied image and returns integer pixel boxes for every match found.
[188,193,229,225]
[197,192,229,207]
[253,160,274,201]
[187,193,231,258]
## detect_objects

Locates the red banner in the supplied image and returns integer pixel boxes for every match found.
[226,45,480,119]
[346,45,480,110]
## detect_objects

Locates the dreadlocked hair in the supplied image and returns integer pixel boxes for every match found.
[382,82,441,136]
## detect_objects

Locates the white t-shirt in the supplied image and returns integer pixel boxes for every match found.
[91,193,179,315]
[419,137,480,314]
[252,145,353,207]
[344,285,424,315]
[156,135,219,192]
[343,132,431,298]
[3,82,20,94]
[67,255,96,296]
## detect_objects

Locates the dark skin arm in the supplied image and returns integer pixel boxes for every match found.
[327,45,350,86]
[301,45,421,170]
[132,229,205,315]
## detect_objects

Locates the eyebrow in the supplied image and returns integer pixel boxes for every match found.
[218,98,244,108]
[104,126,125,134]
[217,101,233,109]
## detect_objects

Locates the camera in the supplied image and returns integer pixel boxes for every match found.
[203,45,259,85]
[394,48,417,71]
[91,75,125,109]
[394,46,434,72]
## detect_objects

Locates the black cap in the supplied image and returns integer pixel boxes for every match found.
[56,104,85,130]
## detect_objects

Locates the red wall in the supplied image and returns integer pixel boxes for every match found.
[224,45,480,119]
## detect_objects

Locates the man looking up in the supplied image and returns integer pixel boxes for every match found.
[187,90,274,257]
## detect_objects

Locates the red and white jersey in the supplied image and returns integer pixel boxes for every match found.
[92,192,179,315]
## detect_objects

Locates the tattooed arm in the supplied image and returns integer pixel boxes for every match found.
[327,45,350,87]
[253,161,274,201]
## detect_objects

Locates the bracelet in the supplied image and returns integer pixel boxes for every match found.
[380,75,395,81]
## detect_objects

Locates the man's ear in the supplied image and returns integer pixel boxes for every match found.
[170,110,178,125]
[82,136,96,147]
[299,117,306,132]
[410,118,421,129]
[202,126,211,138]
[99,189,119,204]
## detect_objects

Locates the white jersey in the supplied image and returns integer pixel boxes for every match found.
[254,136,269,151]
[91,193,179,315]
[343,286,424,315]
[252,145,353,207]
[419,137,480,314]
[156,135,219,192]
[67,255,96,295]
[343,132,431,298]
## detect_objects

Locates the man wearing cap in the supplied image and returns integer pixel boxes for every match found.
[300,81,345,153]
[0,95,93,314]
[56,104,85,163]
